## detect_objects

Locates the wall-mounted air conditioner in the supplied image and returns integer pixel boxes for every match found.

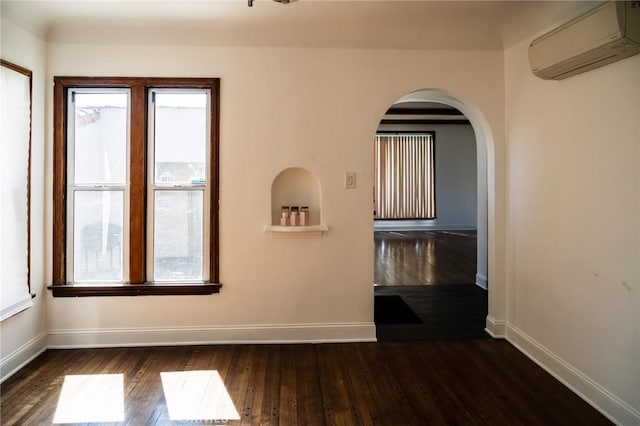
[529,1,640,80]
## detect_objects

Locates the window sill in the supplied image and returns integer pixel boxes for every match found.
[47,282,222,297]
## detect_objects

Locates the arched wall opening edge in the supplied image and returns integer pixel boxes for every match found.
[376,88,502,336]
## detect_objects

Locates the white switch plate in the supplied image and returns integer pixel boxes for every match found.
[345,172,356,189]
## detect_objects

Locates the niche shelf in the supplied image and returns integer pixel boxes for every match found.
[267,167,328,237]
[263,224,329,237]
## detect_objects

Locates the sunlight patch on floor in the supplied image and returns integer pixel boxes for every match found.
[52,374,124,424]
[160,370,240,422]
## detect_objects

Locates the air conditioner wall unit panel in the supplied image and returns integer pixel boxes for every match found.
[529,1,640,80]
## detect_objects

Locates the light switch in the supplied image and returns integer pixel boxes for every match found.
[345,172,356,189]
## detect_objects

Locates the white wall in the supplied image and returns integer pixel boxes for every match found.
[41,44,506,346]
[374,124,477,230]
[505,37,640,424]
[433,125,477,228]
[0,19,48,382]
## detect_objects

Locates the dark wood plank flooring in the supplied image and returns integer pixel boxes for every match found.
[374,230,477,286]
[374,231,485,341]
[1,342,611,425]
[375,285,488,341]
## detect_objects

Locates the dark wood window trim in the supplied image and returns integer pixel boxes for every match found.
[48,283,220,297]
[50,77,221,297]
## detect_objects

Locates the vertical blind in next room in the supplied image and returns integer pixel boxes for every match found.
[374,134,435,219]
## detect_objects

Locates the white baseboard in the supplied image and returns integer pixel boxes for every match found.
[475,273,487,290]
[47,322,377,349]
[484,315,506,338]
[0,332,48,383]
[506,323,640,426]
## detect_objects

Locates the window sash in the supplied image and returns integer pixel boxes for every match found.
[66,88,131,283]
[147,88,211,282]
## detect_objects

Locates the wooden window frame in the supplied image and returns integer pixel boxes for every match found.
[50,77,221,297]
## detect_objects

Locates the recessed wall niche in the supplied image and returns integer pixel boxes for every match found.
[267,167,327,235]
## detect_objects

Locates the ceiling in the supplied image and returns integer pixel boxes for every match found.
[1,0,599,50]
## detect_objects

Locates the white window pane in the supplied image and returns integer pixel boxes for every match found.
[154,191,203,281]
[154,93,207,185]
[74,191,123,282]
[74,92,127,184]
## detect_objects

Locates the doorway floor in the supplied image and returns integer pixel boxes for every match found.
[375,285,488,341]
[374,230,487,341]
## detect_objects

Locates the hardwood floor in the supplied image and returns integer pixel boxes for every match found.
[375,285,488,341]
[374,230,477,286]
[0,231,611,424]
[374,230,485,340]
[0,342,611,425]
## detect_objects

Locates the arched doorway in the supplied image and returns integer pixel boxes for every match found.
[373,89,493,340]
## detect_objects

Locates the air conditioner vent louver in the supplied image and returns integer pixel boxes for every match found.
[546,54,618,80]
[529,1,640,80]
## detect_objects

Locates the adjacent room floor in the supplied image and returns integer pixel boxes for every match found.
[374,230,477,286]
[373,230,487,340]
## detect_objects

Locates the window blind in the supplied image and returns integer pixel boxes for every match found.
[374,134,435,219]
[1,61,33,321]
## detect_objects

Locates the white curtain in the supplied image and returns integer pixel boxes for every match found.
[1,63,33,321]
[374,134,435,219]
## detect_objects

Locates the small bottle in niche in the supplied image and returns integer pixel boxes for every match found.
[300,206,309,226]
[280,206,290,226]
[290,206,299,226]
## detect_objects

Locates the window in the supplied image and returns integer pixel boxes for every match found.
[374,133,435,220]
[51,77,220,297]
[148,90,210,282]
[1,60,33,319]
[68,90,129,283]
